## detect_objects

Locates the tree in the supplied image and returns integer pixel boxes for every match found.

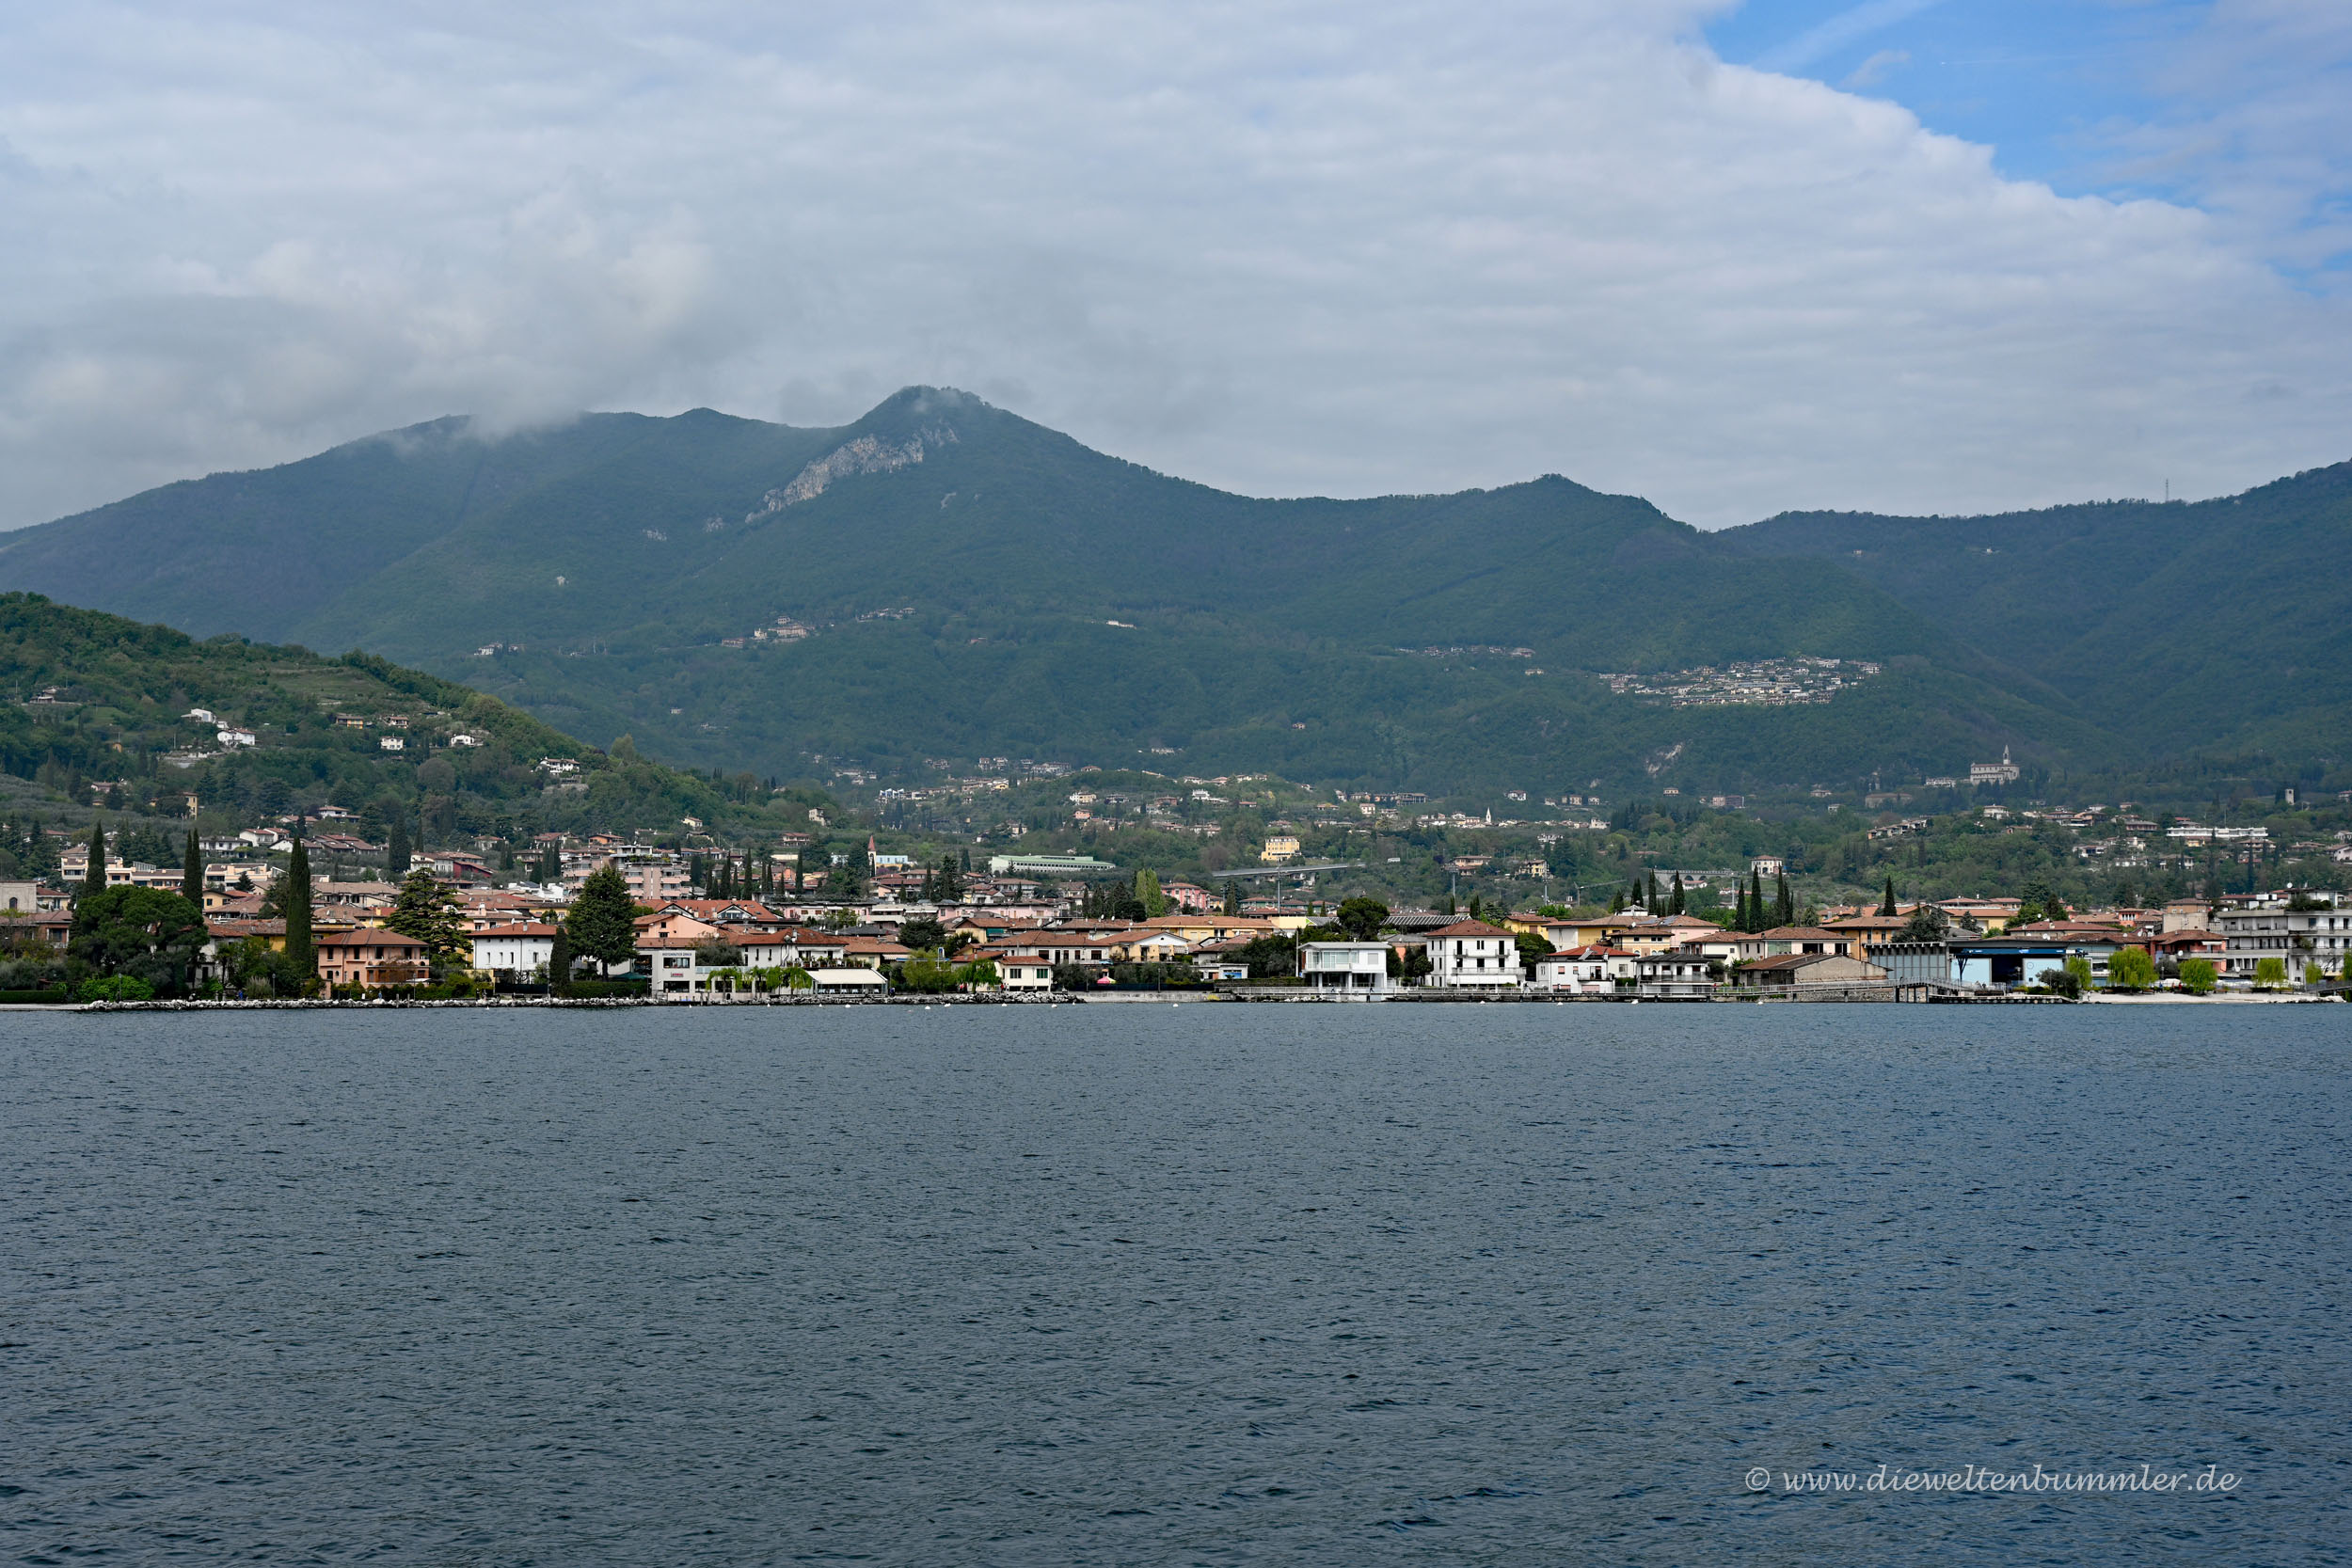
[2303,960,2327,987]
[385,816,411,878]
[1880,876,1897,916]
[66,885,207,997]
[2178,958,2217,995]
[565,863,641,973]
[1747,868,1767,933]
[899,913,947,953]
[2107,944,2157,991]
[1513,929,1552,974]
[1135,867,1168,917]
[1668,873,1686,915]
[1400,945,1433,985]
[547,925,573,996]
[1772,873,1793,928]
[1335,896,1390,942]
[74,818,108,927]
[538,840,561,883]
[283,832,314,979]
[181,829,203,905]
[2254,956,2289,990]
[1899,903,1951,942]
[1222,880,1242,915]
[385,869,467,970]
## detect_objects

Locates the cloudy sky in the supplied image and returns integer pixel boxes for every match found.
[1,0,2345,529]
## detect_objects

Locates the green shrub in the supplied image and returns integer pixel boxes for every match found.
[76,974,157,1003]
[564,978,649,999]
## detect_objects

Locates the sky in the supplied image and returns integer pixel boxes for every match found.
[0,0,2346,530]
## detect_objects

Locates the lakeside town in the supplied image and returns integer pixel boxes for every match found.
[8,802,2347,1003]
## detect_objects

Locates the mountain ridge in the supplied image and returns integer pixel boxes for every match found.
[3,388,2344,798]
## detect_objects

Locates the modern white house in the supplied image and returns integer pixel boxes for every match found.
[1422,920,1523,988]
[2216,899,2349,980]
[1295,941,1393,994]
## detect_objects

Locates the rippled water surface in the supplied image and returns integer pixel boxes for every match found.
[5,1005,2348,1564]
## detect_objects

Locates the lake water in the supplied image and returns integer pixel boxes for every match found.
[4,1005,2346,1565]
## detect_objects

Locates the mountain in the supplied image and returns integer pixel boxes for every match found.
[3,388,2343,800]
[0,593,824,861]
[1713,463,2352,765]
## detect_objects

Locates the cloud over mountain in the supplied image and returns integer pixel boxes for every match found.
[0,0,2344,529]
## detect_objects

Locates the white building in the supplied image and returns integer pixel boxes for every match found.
[1422,920,1523,988]
[1295,941,1394,994]
[470,924,559,979]
[1531,944,1632,993]
[1970,747,2021,785]
[2216,900,2351,980]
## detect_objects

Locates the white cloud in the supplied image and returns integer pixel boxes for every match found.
[0,0,2344,530]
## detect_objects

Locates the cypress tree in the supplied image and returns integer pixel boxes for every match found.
[548,926,572,996]
[74,818,108,933]
[1669,873,1686,915]
[1735,881,1753,933]
[386,816,410,878]
[283,832,314,985]
[1773,872,1793,928]
[181,828,203,906]
[1880,876,1898,916]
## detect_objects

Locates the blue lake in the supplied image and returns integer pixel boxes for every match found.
[4,1005,2346,1564]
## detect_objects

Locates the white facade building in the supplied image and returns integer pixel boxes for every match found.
[1295,941,1394,994]
[2216,901,2351,980]
[1531,945,1632,993]
[1422,921,1522,988]
[470,924,558,979]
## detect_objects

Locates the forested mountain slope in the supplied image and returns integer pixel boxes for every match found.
[4,388,2341,798]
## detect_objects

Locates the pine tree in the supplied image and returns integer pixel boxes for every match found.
[1880,876,1897,917]
[283,832,314,983]
[565,863,641,974]
[385,867,466,971]
[181,828,203,906]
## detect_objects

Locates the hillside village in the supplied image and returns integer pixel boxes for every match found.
[8,594,2352,1004]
